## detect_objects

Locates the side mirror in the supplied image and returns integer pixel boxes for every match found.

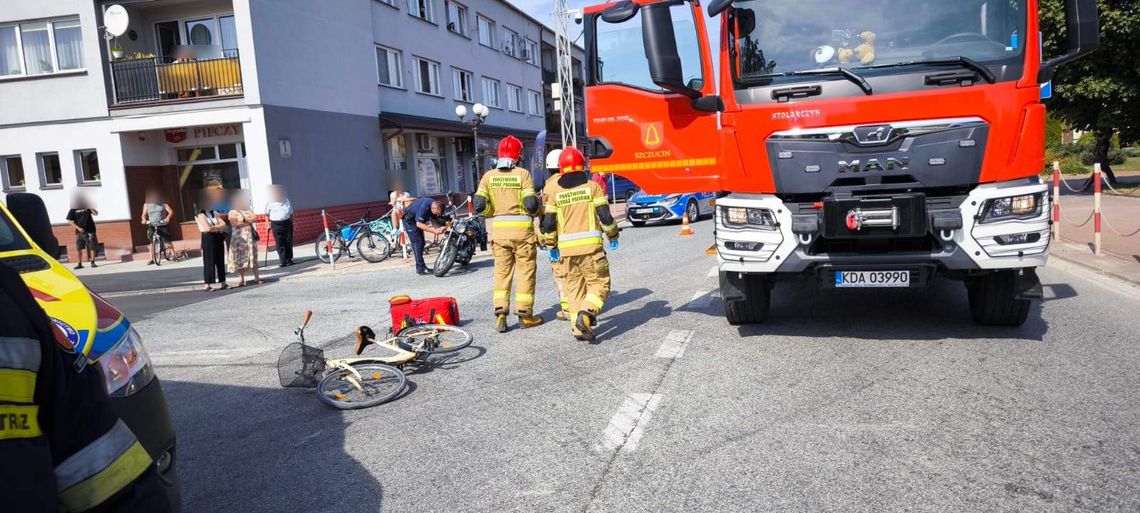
[1038,0,1099,83]
[601,0,639,24]
[5,193,60,259]
[642,3,701,99]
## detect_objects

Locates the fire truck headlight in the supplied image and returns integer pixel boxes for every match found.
[722,206,778,231]
[979,193,1041,224]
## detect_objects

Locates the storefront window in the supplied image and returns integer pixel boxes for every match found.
[176,143,244,220]
[414,135,444,195]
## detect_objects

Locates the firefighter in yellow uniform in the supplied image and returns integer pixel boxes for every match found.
[542,149,570,321]
[539,147,619,342]
[474,135,545,332]
[0,263,170,512]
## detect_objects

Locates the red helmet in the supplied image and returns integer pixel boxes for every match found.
[496,136,523,168]
[558,147,586,174]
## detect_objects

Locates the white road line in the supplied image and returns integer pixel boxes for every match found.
[597,393,664,454]
[655,330,693,359]
[707,266,718,278]
[688,290,718,308]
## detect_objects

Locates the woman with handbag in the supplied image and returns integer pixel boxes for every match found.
[227,193,263,287]
[196,208,229,291]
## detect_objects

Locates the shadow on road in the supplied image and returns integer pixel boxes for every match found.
[162,378,384,512]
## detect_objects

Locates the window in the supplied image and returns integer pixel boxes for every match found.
[477,16,494,48]
[413,57,440,95]
[1,156,25,191]
[527,90,542,116]
[75,150,100,184]
[524,38,538,65]
[452,68,473,101]
[0,17,83,77]
[39,153,62,187]
[594,5,701,92]
[481,77,500,108]
[376,0,396,6]
[507,84,522,112]
[503,28,519,57]
[376,45,403,87]
[218,15,238,52]
[445,1,468,36]
[408,0,435,23]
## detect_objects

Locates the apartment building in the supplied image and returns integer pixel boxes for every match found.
[0,0,552,260]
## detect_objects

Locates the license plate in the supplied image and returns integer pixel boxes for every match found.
[834,270,911,288]
[630,207,654,214]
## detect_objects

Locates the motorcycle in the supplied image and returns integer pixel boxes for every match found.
[433,213,488,277]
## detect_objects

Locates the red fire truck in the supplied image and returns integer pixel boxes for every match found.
[582,0,1098,326]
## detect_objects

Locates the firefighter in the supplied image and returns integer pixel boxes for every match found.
[542,149,570,321]
[473,136,545,332]
[0,263,170,512]
[539,147,619,342]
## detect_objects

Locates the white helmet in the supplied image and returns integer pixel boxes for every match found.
[545,149,562,170]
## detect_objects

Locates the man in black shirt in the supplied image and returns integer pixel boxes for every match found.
[65,197,99,269]
[402,197,446,275]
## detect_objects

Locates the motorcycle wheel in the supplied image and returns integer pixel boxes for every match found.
[433,239,458,277]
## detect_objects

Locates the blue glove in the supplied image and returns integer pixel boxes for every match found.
[549,247,560,262]
[608,239,619,251]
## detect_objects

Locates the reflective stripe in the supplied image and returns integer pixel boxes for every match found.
[58,441,151,512]
[560,230,603,241]
[515,293,534,303]
[0,404,41,440]
[474,190,490,198]
[592,196,609,206]
[521,188,536,197]
[585,294,605,310]
[558,237,604,249]
[493,215,532,222]
[0,336,41,372]
[492,221,533,228]
[56,420,142,490]
[0,369,36,403]
[493,290,509,299]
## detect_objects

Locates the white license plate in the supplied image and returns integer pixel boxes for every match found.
[834,270,911,288]
[630,208,653,214]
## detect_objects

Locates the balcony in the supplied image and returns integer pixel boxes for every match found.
[109,50,243,105]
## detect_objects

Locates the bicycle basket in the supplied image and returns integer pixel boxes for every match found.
[277,342,326,388]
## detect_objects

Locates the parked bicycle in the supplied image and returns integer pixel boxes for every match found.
[277,311,472,409]
[314,209,392,263]
[147,222,177,265]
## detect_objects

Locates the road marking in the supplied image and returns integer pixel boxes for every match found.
[597,393,663,454]
[707,266,718,278]
[688,289,717,308]
[655,330,693,359]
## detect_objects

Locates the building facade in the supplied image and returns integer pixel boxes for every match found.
[0,0,556,260]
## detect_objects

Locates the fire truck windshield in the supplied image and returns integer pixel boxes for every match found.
[732,0,1026,89]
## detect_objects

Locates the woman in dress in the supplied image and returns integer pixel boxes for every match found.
[196,208,228,291]
[227,194,262,287]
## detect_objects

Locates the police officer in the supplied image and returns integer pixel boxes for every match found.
[539,147,619,342]
[474,136,544,332]
[542,149,570,321]
[0,263,170,512]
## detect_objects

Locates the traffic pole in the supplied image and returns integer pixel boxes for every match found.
[1052,161,1061,241]
[467,195,473,216]
[321,209,336,269]
[1093,163,1102,256]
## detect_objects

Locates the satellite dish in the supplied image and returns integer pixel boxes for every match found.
[104,5,129,38]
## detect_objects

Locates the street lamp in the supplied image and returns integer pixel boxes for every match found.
[456,103,489,184]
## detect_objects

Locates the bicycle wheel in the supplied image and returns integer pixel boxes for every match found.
[396,324,472,353]
[314,233,344,262]
[316,363,406,410]
[356,231,392,263]
[152,237,163,265]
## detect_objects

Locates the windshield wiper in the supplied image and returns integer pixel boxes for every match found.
[854,56,996,84]
[742,67,873,96]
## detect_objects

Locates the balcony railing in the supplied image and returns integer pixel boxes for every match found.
[110,50,243,105]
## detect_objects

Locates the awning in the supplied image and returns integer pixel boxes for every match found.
[379,112,541,140]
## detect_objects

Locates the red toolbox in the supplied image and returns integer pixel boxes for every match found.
[389,295,460,332]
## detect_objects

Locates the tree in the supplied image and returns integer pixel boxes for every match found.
[1040,0,1139,183]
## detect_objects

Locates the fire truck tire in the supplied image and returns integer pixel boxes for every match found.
[967,271,1031,326]
[724,275,770,325]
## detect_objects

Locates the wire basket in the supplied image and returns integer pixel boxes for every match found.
[277,342,326,388]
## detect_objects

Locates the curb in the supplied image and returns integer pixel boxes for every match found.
[1049,243,1140,288]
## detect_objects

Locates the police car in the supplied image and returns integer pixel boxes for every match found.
[626,191,717,227]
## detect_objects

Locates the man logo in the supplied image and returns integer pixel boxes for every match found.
[852,124,893,145]
[641,122,663,149]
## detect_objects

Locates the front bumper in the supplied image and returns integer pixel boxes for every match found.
[110,376,181,512]
[627,202,681,222]
[716,179,1051,276]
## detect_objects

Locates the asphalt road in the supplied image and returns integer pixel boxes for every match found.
[114,218,1140,512]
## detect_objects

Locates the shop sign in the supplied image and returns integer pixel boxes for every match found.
[165,124,242,144]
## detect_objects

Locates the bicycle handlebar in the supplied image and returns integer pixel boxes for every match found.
[302,310,313,328]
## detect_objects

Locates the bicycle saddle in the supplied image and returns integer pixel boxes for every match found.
[354,326,376,355]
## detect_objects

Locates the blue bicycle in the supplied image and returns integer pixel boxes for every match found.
[314,209,393,263]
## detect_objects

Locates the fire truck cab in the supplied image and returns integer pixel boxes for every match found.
[582,0,1099,326]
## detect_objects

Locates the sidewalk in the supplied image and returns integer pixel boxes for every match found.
[1052,173,1140,285]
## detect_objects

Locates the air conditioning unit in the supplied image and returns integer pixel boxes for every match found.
[416,134,435,152]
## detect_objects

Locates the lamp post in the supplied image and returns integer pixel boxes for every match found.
[456,103,489,182]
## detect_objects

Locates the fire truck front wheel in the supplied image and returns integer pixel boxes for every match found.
[721,272,770,325]
[967,270,1032,326]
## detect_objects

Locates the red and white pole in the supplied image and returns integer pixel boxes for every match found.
[1093,163,1102,256]
[1052,161,1061,240]
[467,194,473,216]
[321,209,336,269]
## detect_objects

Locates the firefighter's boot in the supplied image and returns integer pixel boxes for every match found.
[555,310,568,321]
[575,311,597,342]
[495,313,509,333]
[519,315,545,328]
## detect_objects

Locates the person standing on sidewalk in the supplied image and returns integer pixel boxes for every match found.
[65,194,99,269]
[196,207,229,291]
[265,185,295,267]
[473,136,544,333]
[228,193,262,287]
